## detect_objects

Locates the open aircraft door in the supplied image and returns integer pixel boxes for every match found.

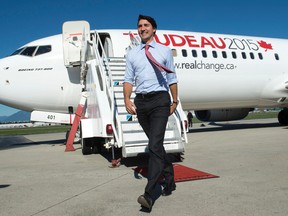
[62,20,90,67]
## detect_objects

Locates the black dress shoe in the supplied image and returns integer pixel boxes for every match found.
[137,194,153,211]
[162,182,176,196]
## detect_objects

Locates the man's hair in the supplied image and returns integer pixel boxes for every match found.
[138,14,157,29]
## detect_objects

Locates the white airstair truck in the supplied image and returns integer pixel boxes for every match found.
[62,21,188,164]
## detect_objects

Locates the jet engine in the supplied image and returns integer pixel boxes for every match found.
[194,108,251,122]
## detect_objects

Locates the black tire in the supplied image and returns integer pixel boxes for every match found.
[92,144,100,154]
[278,110,288,125]
[91,138,104,154]
[66,128,80,143]
[66,130,70,141]
[81,138,93,155]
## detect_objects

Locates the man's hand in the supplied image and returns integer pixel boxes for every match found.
[169,83,178,115]
[123,82,136,114]
[170,103,177,115]
[125,100,137,115]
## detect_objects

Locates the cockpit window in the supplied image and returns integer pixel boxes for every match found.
[10,48,25,56]
[20,46,37,56]
[10,45,52,57]
[35,45,52,56]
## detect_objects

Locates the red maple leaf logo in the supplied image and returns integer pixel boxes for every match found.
[257,40,273,52]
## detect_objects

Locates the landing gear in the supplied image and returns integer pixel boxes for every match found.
[278,109,288,125]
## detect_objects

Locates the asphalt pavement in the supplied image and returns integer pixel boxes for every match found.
[0,118,287,216]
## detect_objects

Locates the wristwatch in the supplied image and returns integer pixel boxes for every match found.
[171,100,178,105]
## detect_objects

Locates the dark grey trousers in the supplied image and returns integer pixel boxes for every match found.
[134,91,174,197]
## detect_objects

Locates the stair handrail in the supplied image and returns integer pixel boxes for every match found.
[89,31,123,147]
[166,84,188,144]
[174,97,188,143]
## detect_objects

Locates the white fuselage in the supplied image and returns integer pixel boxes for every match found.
[1,30,288,114]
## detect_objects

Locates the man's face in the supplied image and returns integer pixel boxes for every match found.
[138,19,156,44]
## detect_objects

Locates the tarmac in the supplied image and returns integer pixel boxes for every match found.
[0,118,287,216]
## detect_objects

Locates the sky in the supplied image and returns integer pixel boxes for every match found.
[0,0,288,116]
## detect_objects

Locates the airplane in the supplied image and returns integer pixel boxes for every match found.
[1,20,288,157]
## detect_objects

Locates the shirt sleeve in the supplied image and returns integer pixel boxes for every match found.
[165,48,178,85]
[124,52,135,85]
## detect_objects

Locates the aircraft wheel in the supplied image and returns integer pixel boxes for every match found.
[278,109,288,125]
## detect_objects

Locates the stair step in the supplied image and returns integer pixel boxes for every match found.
[106,57,126,62]
[112,79,125,84]
[116,105,127,113]
[114,87,136,93]
[96,56,185,157]
[111,73,124,77]
[105,62,125,68]
[123,130,176,143]
[109,68,125,73]
[124,138,181,147]
[118,113,138,122]
[113,81,124,86]
[114,99,125,106]
[111,75,124,80]
[121,121,141,131]
[114,91,136,99]
[115,99,136,107]
[123,141,184,157]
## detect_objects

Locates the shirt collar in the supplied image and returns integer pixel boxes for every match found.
[141,40,156,49]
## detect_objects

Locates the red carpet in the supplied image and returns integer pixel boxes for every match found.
[133,164,219,182]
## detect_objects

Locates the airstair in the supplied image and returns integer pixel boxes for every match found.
[62,21,188,158]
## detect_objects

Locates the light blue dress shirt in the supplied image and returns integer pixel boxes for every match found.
[124,40,178,94]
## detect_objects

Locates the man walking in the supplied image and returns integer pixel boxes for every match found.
[187,111,193,128]
[123,14,178,211]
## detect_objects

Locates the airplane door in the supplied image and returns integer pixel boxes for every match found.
[62,21,90,67]
[100,34,114,57]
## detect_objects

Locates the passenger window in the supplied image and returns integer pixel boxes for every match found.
[250,52,255,59]
[258,53,263,60]
[20,46,37,57]
[222,51,227,58]
[212,50,217,58]
[241,52,246,59]
[182,49,187,57]
[232,51,237,59]
[35,45,52,56]
[192,50,197,57]
[274,53,279,60]
[172,49,177,57]
[202,50,207,58]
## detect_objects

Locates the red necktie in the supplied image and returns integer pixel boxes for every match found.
[145,45,174,73]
